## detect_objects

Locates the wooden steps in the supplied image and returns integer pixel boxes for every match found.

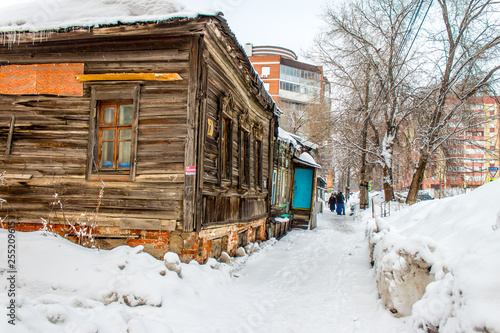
[292,219,310,230]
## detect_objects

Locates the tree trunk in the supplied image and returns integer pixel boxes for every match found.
[359,115,370,210]
[406,151,429,205]
[359,63,372,210]
[345,166,351,201]
[383,165,394,202]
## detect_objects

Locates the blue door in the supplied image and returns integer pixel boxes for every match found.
[292,168,314,209]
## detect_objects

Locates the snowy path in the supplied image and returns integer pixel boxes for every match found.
[211,210,409,333]
[0,210,411,333]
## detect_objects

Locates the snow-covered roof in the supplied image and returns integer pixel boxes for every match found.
[278,127,321,156]
[295,152,321,169]
[0,0,278,113]
[278,128,321,168]
[277,127,300,150]
[0,0,219,32]
[317,176,327,185]
[289,133,319,150]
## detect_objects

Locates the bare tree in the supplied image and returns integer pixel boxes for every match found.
[278,89,336,173]
[313,0,424,205]
[406,0,500,204]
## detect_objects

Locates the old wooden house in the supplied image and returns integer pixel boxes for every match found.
[268,127,320,238]
[0,5,278,262]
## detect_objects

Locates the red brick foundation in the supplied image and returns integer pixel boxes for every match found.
[2,218,268,263]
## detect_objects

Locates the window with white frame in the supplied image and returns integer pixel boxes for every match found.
[261,66,270,77]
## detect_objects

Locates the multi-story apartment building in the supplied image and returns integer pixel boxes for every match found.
[244,44,331,132]
[484,96,500,180]
[245,44,334,186]
[422,95,500,192]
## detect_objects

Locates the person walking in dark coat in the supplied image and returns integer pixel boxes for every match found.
[328,193,336,212]
[336,192,345,215]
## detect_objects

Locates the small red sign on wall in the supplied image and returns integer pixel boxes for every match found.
[185,166,196,175]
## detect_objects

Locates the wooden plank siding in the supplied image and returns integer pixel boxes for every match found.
[0,32,194,230]
[0,16,278,262]
[199,22,273,227]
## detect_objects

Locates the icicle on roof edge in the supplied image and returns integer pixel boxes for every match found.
[0,0,219,33]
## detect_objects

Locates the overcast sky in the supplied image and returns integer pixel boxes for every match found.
[222,0,334,61]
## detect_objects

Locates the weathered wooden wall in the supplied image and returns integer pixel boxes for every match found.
[0,17,278,262]
[271,140,295,217]
[0,29,197,232]
[198,21,273,227]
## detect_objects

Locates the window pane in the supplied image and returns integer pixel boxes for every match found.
[243,132,250,185]
[120,129,132,141]
[102,129,115,141]
[118,141,131,168]
[224,120,231,179]
[101,142,114,168]
[119,105,134,125]
[103,107,114,124]
[256,140,262,186]
[240,131,245,183]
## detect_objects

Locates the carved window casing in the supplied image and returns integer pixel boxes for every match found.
[239,109,250,188]
[218,93,233,185]
[253,123,264,190]
[86,84,140,181]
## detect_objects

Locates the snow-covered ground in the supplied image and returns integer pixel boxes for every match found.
[1,207,409,332]
[2,180,500,332]
[368,179,500,332]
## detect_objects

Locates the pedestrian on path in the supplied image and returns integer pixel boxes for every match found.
[336,192,345,215]
[328,192,336,212]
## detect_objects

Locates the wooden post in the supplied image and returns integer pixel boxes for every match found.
[267,116,276,219]
[86,87,98,180]
[308,168,318,229]
[372,198,375,218]
[195,42,208,232]
[5,116,15,155]
[129,85,141,182]
[183,35,202,232]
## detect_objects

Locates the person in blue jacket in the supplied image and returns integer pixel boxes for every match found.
[336,192,345,215]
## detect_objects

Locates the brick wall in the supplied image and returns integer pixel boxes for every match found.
[3,218,268,263]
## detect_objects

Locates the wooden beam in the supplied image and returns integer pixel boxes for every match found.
[5,116,15,155]
[183,36,201,233]
[195,43,208,233]
[76,73,182,82]
[3,174,32,180]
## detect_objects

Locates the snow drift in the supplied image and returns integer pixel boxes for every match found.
[368,179,500,332]
[0,229,270,332]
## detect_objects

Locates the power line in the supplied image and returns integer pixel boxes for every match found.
[369,0,433,117]
[395,0,425,62]
[394,0,434,83]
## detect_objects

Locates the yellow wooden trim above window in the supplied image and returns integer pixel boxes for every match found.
[76,73,182,82]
